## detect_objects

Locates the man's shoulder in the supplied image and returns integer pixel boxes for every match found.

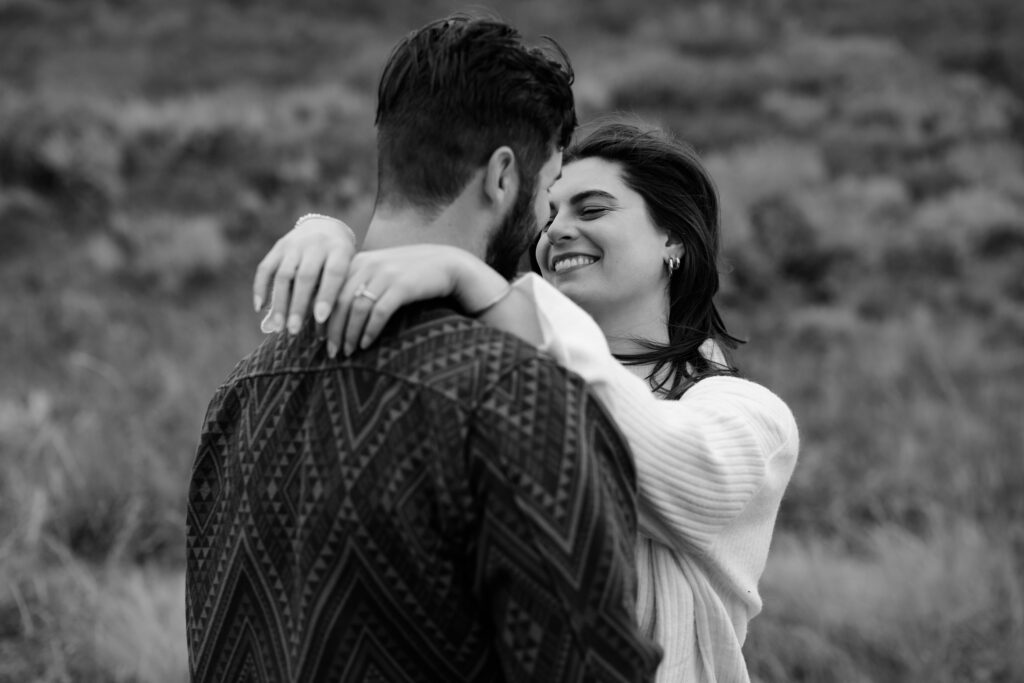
[370,300,569,391]
[213,301,570,404]
[218,322,320,386]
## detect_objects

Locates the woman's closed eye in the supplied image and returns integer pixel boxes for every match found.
[543,203,611,231]
[579,205,610,219]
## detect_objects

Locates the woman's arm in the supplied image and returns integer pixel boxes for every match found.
[512,274,799,553]
[247,214,544,354]
[321,244,544,356]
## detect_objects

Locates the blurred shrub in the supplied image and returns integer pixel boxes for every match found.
[742,195,859,303]
[0,187,53,260]
[759,89,830,131]
[786,0,1024,103]
[118,83,375,219]
[606,49,775,111]
[944,139,1024,195]
[706,140,828,208]
[833,73,1016,159]
[705,139,827,246]
[819,119,915,178]
[112,213,231,293]
[747,523,1024,683]
[0,0,52,22]
[790,175,911,255]
[759,34,1021,186]
[944,72,1021,137]
[121,89,302,173]
[769,34,908,95]
[902,186,1024,307]
[909,185,1022,252]
[0,100,123,220]
[541,0,666,35]
[633,3,780,56]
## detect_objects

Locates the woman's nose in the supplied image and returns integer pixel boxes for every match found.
[545,214,579,244]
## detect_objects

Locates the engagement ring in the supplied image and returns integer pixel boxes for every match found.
[354,284,379,302]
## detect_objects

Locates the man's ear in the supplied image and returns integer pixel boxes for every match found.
[482,146,518,210]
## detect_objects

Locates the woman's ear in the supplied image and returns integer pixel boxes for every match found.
[664,233,684,259]
[482,146,518,210]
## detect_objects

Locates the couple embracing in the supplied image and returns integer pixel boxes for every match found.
[186,14,798,683]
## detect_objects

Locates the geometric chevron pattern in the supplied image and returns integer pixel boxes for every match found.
[187,302,661,682]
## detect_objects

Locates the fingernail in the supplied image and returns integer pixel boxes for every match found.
[253,295,263,312]
[359,335,369,350]
[287,315,302,335]
[314,302,331,324]
[343,342,353,357]
[272,313,284,331]
[327,342,338,358]
[259,312,277,334]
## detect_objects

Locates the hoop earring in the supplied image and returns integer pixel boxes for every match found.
[665,255,681,275]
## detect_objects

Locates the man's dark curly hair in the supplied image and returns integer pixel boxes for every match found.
[375,15,577,214]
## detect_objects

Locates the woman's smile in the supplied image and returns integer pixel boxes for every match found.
[551,253,601,273]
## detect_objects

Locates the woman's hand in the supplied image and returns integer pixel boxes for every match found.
[253,214,357,335]
[326,245,508,357]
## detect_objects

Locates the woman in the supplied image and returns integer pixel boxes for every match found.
[256,122,798,683]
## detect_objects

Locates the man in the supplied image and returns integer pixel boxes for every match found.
[186,16,660,683]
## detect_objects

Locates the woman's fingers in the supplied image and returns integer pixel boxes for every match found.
[261,248,302,332]
[342,276,385,357]
[321,246,464,358]
[324,303,346,358]
[286,251,328,334]
[253,242,284,313]
[357,285,404,351]
[325,259,370,358]
[312,247,354,325]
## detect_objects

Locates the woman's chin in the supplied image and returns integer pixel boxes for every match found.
[549,278,593,308]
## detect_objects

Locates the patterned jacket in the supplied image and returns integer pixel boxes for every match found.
[187,302,661,682]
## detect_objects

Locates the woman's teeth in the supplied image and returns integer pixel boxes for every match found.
[553,255,598,273]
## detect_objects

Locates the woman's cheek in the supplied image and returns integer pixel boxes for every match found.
[534,243,549,275]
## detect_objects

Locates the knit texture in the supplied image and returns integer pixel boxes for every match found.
[186,302,662,682]
[515,275,799,683]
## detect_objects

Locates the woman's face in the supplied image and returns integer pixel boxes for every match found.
[536,157,672,318]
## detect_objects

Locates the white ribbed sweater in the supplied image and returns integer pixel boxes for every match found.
[515,275,800,683]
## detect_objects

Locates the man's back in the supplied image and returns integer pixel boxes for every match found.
[187,303,660,682]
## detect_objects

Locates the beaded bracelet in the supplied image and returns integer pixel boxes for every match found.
[467,286,513,317]
[294,213,357,245]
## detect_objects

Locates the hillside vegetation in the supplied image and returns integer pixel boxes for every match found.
[1,1,1022,681]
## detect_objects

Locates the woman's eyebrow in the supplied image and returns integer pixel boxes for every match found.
[570,189,617,205]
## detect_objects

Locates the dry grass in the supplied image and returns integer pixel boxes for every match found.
[1,549,186,683]
[747,523,1024,682]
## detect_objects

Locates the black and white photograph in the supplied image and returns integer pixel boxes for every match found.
[2,1,1022,681]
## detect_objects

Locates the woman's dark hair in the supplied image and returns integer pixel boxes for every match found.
[375,15,577,214]
[533,120,744,398]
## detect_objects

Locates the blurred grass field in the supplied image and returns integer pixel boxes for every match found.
[2,1,1023,681]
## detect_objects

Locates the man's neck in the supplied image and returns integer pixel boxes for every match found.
[361,202,487,257]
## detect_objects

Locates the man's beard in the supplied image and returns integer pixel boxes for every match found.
[484,175,539,280]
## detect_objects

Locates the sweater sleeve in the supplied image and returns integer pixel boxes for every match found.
[511,274,799,554]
